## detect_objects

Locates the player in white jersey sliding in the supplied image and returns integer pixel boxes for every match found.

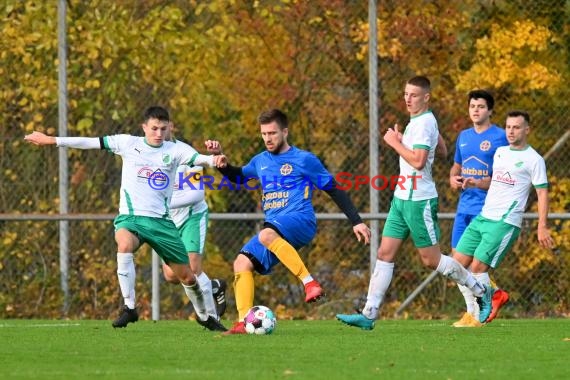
[155,122,227,320]
[336,76,494,330]
[454,110,554,323]
[24,106,227,331]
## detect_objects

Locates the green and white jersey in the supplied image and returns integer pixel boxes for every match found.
[394,110,439,201]
[170,163,208,228]
[481,145,548,227]
[102,134,213,218]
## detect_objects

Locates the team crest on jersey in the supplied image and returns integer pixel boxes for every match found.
[280,163,293,175]
[479,140,491,151]
[162,153,172,165]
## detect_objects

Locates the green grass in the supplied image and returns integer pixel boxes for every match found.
[1,319,569,380]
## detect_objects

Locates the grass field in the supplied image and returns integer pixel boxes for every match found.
[1,318,569,380]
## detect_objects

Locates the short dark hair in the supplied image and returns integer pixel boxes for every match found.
[407,76,431,91]
[468,90,495,111]
[258,108,288,130]
[144,106,170,122]
[507,110,530,124]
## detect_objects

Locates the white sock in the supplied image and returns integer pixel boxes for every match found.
[462,272,490,320]
[362,259,394,320]
[458,283,478,317]
[436,255,485,297]
[116,252,136,309]
[473,272,491,287]
[182,282,208,320]
[197,272,218,319]
[301,275,314,285]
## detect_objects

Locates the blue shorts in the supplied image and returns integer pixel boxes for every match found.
[240,213,317,275]
[451,213,477,248]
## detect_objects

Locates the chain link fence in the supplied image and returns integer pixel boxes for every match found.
[1,1,568,321]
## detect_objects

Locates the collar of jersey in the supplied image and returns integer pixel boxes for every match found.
[410,109,432,120]
[269,146,294,155]
[509,145,529,151]
[143,138,164,148]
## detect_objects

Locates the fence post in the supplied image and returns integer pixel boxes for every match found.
[57,0,70,315]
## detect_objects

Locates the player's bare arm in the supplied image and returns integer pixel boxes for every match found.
[536,187,554,249]
[436,133,447,158]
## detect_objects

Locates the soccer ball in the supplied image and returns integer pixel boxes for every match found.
[244,305,276,335]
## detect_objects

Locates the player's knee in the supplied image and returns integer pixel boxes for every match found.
[470,260,489,273]
[452,251,472,268]
[233,253,254,272]
[419,254,437,268]
[163,272,180,284]
[418,248,440,269]
[115,229,139,252]
[170,264,195,285]
[258,228,278,246]
[162,264,179,284]
[377,247,395,262]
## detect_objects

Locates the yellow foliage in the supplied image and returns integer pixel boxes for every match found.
[76,118,94,132]
[456,20,560,93]
[2,232,17,245]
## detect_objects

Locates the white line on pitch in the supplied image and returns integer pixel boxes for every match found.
[0,323,81,328]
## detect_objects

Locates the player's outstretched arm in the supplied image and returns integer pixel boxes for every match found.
[188,153,227,169]
[323,180,370,244]
[188,140,226,168]
[212,154,227,168]
[217,163,245,183]
[25,131,102,149]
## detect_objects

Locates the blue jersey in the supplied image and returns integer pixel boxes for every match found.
[454,125,508,215]
[242,146,333,221]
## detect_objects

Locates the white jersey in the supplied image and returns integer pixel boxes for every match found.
[170,163,208,228]
[481,145,548,227]
[393,110,439,201]
[102,134,213,218]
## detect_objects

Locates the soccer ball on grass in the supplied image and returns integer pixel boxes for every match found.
[244,305,276,335]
